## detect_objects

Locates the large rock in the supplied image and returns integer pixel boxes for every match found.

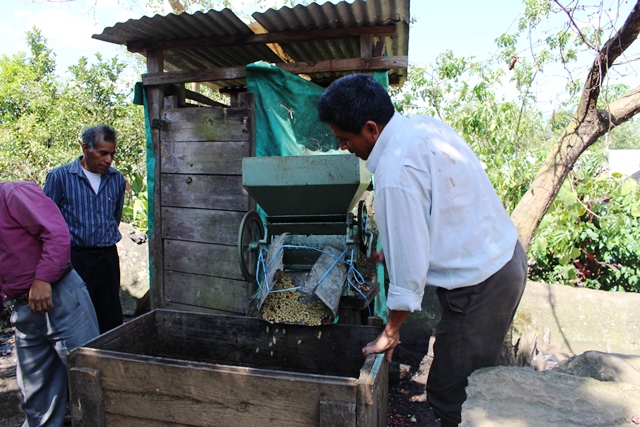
[116,223,150,317]
[399,281,640,361]
[553,351,640,386]
[513,282,640,359]
[462,364,640,427]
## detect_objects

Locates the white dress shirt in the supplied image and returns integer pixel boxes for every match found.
[366,112,518,312]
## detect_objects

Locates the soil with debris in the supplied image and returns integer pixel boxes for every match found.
[0,304,22,427]
[385,339,441,427]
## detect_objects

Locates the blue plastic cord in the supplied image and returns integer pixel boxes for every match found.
[253,244,370,315]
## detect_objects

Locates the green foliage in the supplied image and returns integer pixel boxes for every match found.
[529,149,640,291]
[0,29,147,232]
[608,119,640,149]
[122,172,149,233]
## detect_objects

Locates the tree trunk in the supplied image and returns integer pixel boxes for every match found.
[511,117,605,252]
[511,1,640,252]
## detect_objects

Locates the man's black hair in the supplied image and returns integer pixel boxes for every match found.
[82,125,116,150]
[317,74,395,134]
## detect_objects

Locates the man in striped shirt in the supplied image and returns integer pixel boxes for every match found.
[44,125,126,334]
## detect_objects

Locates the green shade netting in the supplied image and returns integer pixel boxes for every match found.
[133,82,155,284]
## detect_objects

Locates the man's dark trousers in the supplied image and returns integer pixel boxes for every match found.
[426,241,528,426]
[71,245,123,334]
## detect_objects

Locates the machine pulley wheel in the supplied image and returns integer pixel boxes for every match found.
[357,200,373,257]
[238,211,265,283]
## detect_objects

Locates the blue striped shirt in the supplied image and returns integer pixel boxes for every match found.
[44,156,126,247]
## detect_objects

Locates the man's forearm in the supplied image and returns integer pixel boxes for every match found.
[385,309,410,335]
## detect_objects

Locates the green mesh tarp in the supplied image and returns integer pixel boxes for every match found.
[246,61,338,157]
[246,61,389,157]
[133,82,155,284]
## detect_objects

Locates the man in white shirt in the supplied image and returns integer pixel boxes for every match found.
[317,74,527,427]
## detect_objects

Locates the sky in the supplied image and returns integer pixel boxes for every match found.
[0,0,525,75]
[1,0,636,115]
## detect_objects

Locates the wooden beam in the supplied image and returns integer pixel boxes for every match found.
[127,26,397,53]
[142,56,408,86]
[183,88,227,107]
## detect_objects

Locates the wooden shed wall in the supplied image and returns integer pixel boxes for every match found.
[151,101,256,315]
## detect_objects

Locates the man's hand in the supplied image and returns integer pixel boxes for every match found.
[362,309,409,362]
[362,328,401,363]
[28,279,53,315]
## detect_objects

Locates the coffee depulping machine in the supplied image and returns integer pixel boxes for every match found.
[237,154,379,325]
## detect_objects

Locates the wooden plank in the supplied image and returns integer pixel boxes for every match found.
[142,56,408,86]
[160,300,253,316]
[184,88,227,107]
[160,139,249,174]
[160,175,248,210]
[360,34,373,58]
[153,311,382,377]
[76,310,158,354]
[154,104,254,312]
[162,207,245,244]
[107,413,191,427]
[279,56,407,75]
[70,351,357,427]
[163,271,251,313]
[161,108,251,142]
[69,367,106,427]
[320,400,356,427]
[163,240,243,281]
[128,25,396,53]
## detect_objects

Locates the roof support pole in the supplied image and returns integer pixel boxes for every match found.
[146,49,166,311]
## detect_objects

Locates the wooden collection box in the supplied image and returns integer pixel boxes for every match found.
[68,309,388,427]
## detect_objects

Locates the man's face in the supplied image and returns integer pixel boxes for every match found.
[82,137,116,174]
[329,121,380,161]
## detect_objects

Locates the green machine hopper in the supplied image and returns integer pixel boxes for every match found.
[238,154,378,322]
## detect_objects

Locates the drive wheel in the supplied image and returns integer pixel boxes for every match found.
[238,211,265,283]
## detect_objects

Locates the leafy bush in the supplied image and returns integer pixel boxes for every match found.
[529,149,640,291]
[0,29,147,232]
[122,172,149,234]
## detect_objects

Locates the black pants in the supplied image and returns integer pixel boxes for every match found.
[426,241,528,426]
[71,245,123,334]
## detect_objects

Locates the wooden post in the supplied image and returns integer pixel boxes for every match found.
[360,34,374,77]
[69,367,105,427]
[146,49,165,310]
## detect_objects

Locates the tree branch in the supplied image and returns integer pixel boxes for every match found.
[605,85,640,126]
[577,1,640,118]
[553,0,596,49]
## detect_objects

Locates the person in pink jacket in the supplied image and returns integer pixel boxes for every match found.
[0,181,99,426]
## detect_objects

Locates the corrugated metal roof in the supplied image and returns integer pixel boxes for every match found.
[93,0,410,90]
